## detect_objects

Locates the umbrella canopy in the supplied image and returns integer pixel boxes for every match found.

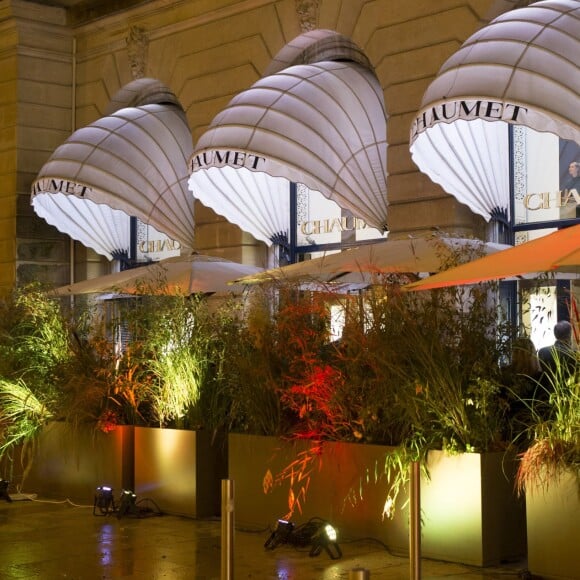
[32,79,195,259]
[53,254,263,296]
[404,224,580,292]
[231,236,509,286]
[410,0,580,222]
[188,32,388,246]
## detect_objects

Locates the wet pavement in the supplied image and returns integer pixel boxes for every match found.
[0,496,530,579]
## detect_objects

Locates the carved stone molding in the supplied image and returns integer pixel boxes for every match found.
[295,0,319,32]
[126,25,148,80]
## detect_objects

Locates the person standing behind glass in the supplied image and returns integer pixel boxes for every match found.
[564,161,580,192]
[537,320,577,400]
[563,161,580,217]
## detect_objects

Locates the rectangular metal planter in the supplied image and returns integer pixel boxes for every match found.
[421,450,526,567]
[526,470,580,579]
[134,427,227,518]
[228,433,404,545]
[228,434,526,567]
[4,424,228,519]
[16,422,134,503]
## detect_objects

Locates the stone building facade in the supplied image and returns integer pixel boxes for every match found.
[0,0,531,294]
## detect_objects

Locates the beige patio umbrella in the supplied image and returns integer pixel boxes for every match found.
[404,224,580,292]
[54,254,263,296]
[230,236,509,286]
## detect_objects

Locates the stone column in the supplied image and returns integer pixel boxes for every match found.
[1,0,74,292]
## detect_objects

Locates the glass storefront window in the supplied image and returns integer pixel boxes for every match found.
[135,220,181,262]
[513,128,580,226]
[296,184,387,253]
[511,127,580,348]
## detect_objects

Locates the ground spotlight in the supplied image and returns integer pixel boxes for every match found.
[92,484,162,519]
[0,479,12,502]
[264,519,295,550]
[93,485,115,516]
[117,489,140,519]
[308,521,342,560]
[263,517,342,560]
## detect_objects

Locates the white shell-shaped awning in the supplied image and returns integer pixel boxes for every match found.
[188,60,387,246]
[31,79,194,260]
[33,196,132,261]
[410,0,580,222]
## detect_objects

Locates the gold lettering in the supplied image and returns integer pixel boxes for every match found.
[354,217,367,230]
[561,188,580,206]
[345,217,356,231]
[330,218,343,233]
[541,192,551,209]
[138,238,181,254]
[299,216,374,235]
[522,190,580,211]
[523,193,543,210]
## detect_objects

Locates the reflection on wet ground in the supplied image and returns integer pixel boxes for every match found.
[0,498,528,579]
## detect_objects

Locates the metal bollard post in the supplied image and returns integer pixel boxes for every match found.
[409,460,421,579]
[221,479,235,580]
[349,567,370,579]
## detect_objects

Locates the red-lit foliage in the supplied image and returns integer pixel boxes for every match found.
[280,364,352,441]
[96,409,119,433]
[262,291,363,518]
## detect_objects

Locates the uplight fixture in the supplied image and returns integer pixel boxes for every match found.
[117,489,139,519]
[264,519,295,550]
[93,485,115,516]
[263,517,342,560]
[309,521,342,560]
[0,479,11,502]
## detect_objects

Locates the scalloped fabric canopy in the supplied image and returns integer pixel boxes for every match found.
[31,79,194,260]
[410,0,580,222]
[188,60,388,246]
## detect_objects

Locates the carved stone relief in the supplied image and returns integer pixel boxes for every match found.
[295,0,319,32]
[126,25,148,80]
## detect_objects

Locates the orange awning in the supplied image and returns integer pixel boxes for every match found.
[404,225,580,291]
